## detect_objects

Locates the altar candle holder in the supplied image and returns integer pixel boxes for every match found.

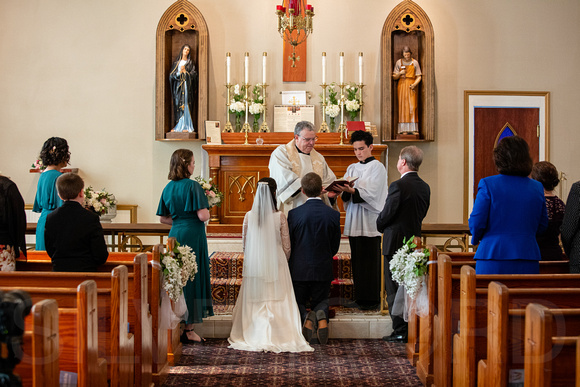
[338,82,347,145]
[224,83,234,132]
[242,82,251,144]
[358,83,365,122]
[259,83,270,132]
[318,83,329,133]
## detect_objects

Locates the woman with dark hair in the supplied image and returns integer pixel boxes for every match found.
[0,174,27,271]
[169,44,198,133]
[228,177,313,353]
[157,149,213,343]
[531,161,565,260]
[33,137,70,250]
[469,136,548,274]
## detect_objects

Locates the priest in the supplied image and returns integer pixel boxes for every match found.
[268,121,337,214]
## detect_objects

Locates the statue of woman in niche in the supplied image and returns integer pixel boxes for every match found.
[393,46,422,135]
[169,44,198,132]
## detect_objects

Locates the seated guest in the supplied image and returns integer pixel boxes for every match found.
[0,173,27,271]
[45,173,108,272]
[531,161,566,260]
[469,136,548,274]
[561,181,580,272]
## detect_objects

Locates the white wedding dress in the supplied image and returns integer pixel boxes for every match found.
[228,184,313,353]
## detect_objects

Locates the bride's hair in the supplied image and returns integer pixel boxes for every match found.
[257,177,278,211]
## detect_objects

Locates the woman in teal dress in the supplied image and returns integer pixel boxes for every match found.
[33,137,70,250]
[157,149,213,343]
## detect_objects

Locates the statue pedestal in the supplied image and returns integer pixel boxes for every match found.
[395,132,420,140]
[165,131,197,140]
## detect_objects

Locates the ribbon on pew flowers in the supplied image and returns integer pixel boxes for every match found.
[390,236,430,321]
[158,242,198,329]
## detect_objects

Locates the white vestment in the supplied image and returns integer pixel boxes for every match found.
[342,159,388,237]
[268,139,336,214]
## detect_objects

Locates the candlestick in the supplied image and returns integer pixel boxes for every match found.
[321,52,326,85]
[339,52,344,84]
[244,52,249,84]
[358,52,363,84]
[226,52,231,85]
[262,52,267,85]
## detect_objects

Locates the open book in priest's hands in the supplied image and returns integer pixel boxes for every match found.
[324,177,359,193]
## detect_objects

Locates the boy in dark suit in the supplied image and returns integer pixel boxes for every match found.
[377,146,430,343]
[287,172,341,344]
[45,173,108,272]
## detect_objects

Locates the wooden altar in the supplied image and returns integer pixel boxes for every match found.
[203,133,388,234]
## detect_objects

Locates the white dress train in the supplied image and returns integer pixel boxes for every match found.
[228,211,313,353]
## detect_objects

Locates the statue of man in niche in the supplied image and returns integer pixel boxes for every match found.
[169,44,198,132]
[393,46,422,135]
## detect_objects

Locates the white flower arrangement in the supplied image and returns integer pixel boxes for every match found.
[326,104,340,118]
[161,242,198,302]
[345,99,360,113]
[193,176,224,208]
[233,83,241,95]
[389,236,430,300]
[229,100,245,113]
[249,102,264,115]
[84,186,117,216]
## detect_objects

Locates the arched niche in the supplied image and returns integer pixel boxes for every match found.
[381,0,435,142]
[155,0,209,141]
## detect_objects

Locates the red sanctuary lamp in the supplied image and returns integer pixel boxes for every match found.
[276,0,314,67]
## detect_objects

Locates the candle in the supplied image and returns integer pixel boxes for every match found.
[226,52,231,84]
[358,52,363,84]
[321,52,326,84]
[339,52,344,84]
[244,52,249,84]
[262,52,267,84]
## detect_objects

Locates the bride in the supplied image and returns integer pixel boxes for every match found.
[228,178,313,353]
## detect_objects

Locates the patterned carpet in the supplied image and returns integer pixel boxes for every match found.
[162,339,422,386]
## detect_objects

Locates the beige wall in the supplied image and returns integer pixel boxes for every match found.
[1,0,579,224]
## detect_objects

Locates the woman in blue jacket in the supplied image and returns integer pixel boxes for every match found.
[469,136,548,274]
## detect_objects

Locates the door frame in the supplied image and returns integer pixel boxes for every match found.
[463,90,550,223]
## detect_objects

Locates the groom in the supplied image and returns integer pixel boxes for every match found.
[287,172,341,344]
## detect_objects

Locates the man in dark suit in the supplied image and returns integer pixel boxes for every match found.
[288,172,341,345]
[377,146,430,343]
[45,173,108,272]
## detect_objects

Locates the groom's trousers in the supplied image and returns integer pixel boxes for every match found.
[292,280,331,324]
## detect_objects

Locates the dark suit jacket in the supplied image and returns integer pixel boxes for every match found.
[561,181,580,272]
[45,200,109,272]
[287,198,341,282]
[376,172,431,256]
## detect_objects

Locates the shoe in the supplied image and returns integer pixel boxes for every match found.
[382,333,407,343]
[180,328,205,345]
[302,311,317,342]
[315,310,329,345]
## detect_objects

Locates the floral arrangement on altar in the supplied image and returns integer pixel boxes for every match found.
[249,84,264,132]
[31,158,46,171]
[229,83,246,132]
[320,82,340,131]
[345,83,361,121]
[390,236,430,300]
[193,176,223,208]
[160,242,197,302]
[84,186,117,216]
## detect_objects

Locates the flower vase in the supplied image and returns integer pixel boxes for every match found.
[252,115,260,132]
[99,204,117,223]
[235,115,242,132]
[329,117,336,132]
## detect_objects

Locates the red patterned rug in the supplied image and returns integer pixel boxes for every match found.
[162,339,422,386]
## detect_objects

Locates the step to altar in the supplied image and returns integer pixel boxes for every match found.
[192,312,393,340]
[207,235,352,255]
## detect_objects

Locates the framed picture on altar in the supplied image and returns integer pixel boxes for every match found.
[205,121,221,144]
[273,105,315,132]
[463,90,550,223]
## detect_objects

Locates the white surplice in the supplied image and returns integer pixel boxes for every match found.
[228,210,313,353]
[342,159,388,237]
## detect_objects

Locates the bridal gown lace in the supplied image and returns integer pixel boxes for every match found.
[228,211,313,353]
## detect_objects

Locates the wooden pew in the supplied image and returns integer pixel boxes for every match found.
[2,266,133,387]
[1,255,154,386]
[12,281,107,387]
[524,303,580,387]
[477,282,580,387]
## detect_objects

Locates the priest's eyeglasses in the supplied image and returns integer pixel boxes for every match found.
[298,135,318,143]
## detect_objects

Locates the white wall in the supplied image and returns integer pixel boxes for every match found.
[1,0,579,224]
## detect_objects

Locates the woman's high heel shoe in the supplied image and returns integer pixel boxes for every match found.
[180,328,205,344]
